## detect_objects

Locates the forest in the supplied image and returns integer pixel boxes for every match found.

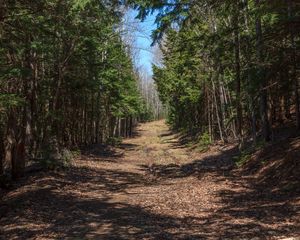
[0,0,299,239]
[146,0,300,144]
[0,0,155,179]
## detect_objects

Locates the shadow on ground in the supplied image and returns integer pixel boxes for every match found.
[0,127,299,239]
[138,139,300,239]
[1,163,298,240]
[140,146,238,179]
[81,143,140,163]
[159,130,192,149]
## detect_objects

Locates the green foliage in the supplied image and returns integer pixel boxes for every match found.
[71,149,82,158]
[0,0,146,177]
[0,94,25,108]
[196,132,212,153]
[38,147,74,170]
[133,0,300,145]
[255,140,267,150]
[233,151,252,167]
[106,137,122,146]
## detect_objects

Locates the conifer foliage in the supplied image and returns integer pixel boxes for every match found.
[0,0,144,178]
[132,0,300,143]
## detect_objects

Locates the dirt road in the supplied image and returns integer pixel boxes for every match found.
[1,121,299,239]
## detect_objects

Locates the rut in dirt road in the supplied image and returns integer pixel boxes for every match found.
[1,121,299,240]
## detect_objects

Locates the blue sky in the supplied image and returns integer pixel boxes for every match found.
[125,10,157,76]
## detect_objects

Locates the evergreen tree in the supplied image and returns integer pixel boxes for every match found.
[0,0,144,178]
[132,0,300,143]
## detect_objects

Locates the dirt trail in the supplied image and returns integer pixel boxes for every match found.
[1,121,299,239]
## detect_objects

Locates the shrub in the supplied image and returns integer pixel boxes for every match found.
[197,132,212,152]
[106,137,122,146]
[38,138,75,170]
[233,151,251,167]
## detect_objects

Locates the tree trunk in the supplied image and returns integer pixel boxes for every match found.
[129,116,133,137]
[212,79,224,142]
[287,0,300,129]
[0,132,4,176]
[7,110,25,180]
[233,3,243,140]
[256,0,271,141]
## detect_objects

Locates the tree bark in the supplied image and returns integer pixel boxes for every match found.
[287,0,300,129]
[233,2,243,140]
[0,131,4,176]
[7,110,25,180]
[256,0,271,141]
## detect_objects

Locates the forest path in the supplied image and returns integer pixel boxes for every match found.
[1,121,299,239]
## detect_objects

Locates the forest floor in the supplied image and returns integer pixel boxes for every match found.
[0,120,299,240]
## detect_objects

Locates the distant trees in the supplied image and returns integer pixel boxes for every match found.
[0,0,144,178]
[138,70,166,121]
[1,0,299,179]
[120,8,166,122]
[131,0,300,142]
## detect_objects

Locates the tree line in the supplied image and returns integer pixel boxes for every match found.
[131,0,300,144]
[138,70,166,121]
[1,0,299,180]
[0,0,150,179]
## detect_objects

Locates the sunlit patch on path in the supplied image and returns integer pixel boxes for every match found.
[1,121,299,239]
